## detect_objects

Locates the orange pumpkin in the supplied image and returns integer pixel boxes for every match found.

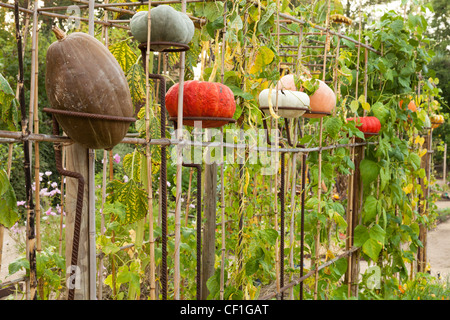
[276,74,299,91]
[399,99,417,112]
[347,116,381,137]
[165,80,236,128]
[303,80,336,118]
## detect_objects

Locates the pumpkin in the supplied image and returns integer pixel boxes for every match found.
[165,80,236,128]
[430,114,444,129]
[275,74,299,91]
[258,89,310,118]
[330,14,353,25]
[399,99,417,112]
[346,116,381,136]
[45,27,134,150]
[130,5,195,51]
[303,80,336,118]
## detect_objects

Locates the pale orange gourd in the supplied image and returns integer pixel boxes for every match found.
[303,80,336,118]
[276,74,299,91]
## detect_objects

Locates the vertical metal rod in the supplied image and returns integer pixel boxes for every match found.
[300,153,307,300]
[14,0,36,300]
[280,151,285,299]
[88,0,96,300]
[52,117,85,301]
[174,0,187,300]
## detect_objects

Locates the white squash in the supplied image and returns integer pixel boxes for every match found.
[258,89,310,118]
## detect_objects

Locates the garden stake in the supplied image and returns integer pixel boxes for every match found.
[98,150,108,299]
[219,6,227,300]
[98,4,110,300]
[51,117,84,300]
[300,152,307,300]
[182,163,202,300]
[14,0,37,300]
[140,40,170,299]
[173,0,187,300]
[220,127,226,300]
[0,143,14,275]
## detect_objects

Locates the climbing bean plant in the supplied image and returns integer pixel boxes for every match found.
[3,0,446,300]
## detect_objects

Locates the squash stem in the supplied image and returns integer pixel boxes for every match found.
[52,26,67,41]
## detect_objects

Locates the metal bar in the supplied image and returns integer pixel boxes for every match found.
[51,117,85,301]
[0,129,377,153]
[261,246,361,300]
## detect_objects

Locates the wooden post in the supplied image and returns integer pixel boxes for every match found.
[63,0,95,300]
[201,162,217,299]
[65,144,90,299]
[417,133,431,273]
[444,143,447,185]
[348,139,364,297]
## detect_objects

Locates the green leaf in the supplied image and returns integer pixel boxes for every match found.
[106,180,148,225]
[0,170,20,228]
[206,18,225,38]
[369,224,386,244]
[258,228,278,246]
[249,46,275,75]
[362,238,383,261]
[245,258,260,276]
[203,1,224,22]
[323,117,343,140]
[362,195,378,224]
[360,159,379,187]
[227,85,254,100]
[371,102,389,125]
[8,257,29,276]
[126,63,145,106]
[0,73,19,130]
[379,167,390,192]
[350,100,359,113]
[353,225,370,247]
[409,153,421,171]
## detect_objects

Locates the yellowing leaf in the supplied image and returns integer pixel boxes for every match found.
[350,100,359,113]
[243,168,250,195]
[325,250,335,261]
[415,135,425,146]
[249,46,275,74]
[267,87,281,119]
[358,95,366,104]
[402,183,413,195]
[419,148,427,157]
[362,101,371,112]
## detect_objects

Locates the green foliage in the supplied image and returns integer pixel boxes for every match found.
[0,72,19,131]
[0,169,20,228]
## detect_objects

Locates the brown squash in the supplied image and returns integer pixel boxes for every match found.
[45,27,134,150]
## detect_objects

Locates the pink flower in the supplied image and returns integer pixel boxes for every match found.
[113,153,121,164]
[17,201,26,206]
[45,207,56,216]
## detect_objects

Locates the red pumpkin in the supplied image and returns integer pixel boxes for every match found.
[165,80,236,128]
[303,80,336,118]
[347,116,381,136]
[399,99,417,112]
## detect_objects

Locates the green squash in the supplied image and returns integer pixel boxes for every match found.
[130,5,195,51]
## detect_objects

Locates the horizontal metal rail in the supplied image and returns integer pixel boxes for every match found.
[260,246,360,300]
[0,129,376,154]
